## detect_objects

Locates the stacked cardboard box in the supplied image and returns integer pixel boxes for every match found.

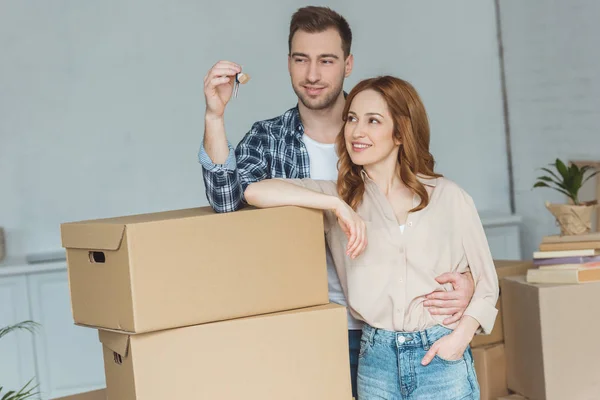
[57,206,352,399]
[501,275,600,399]
[497,395,527,400]
[470,260,534,400]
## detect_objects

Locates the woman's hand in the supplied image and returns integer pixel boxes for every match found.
[420,331,470,365]
[421,316,480,366]
[333,199,367,259]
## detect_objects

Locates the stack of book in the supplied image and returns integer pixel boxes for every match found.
[527,232,600,284]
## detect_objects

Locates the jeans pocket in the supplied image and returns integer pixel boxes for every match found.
[434,354,464,365]
[358,337,371,358]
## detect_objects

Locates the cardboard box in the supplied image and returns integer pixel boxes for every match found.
[497,395,527,400]
[502,276,600,400]
[51,389,105,400]
[61,206,329,333]
[100,304,352,399]
[471,260,534,348]
[473,343,509,400]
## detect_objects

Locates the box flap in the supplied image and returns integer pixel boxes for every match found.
[98,330,130,357]
[61,223,125,251]
[494,260,534,280]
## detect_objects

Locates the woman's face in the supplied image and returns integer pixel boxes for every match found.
[344,89,400,167]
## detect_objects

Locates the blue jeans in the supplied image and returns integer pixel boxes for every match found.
[357,324,479,400]
[348,329,361,398]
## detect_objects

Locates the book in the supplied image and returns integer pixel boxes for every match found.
[533,255,600,266]
[533,249,600,259]
[542,232,600,244]
[539,241,600,252]
[539,261,600,270]
[526,266,600,284]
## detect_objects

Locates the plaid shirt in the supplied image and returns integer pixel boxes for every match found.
[199,106,310,213]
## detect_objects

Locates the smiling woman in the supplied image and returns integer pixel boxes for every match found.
[244,75,498,400]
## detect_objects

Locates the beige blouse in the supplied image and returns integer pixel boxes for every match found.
[283,172,499,334]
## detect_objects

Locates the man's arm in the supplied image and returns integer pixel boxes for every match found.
[199,60,253,213]
[203,60,240,163]
[200,123,269,213]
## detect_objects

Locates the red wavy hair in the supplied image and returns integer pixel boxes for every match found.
[336,76,442,211]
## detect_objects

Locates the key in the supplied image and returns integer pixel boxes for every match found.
[233,72,250,98]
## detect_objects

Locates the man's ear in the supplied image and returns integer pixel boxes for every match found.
[344,54,354,78]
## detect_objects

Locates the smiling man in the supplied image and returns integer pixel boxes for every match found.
[198,6,474,398]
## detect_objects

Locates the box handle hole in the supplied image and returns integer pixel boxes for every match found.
[113,352,122,365]
[89,251,106,263]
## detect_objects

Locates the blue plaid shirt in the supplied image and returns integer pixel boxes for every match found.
[199,106,310,213]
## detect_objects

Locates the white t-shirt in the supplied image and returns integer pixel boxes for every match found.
[302,134,364,330]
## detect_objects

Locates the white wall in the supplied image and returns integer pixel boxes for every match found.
[0,0,509,258]
[499,0,600,257]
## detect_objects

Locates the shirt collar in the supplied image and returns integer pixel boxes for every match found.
[289,106,304,139]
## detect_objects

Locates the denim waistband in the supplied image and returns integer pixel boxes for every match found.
[361,324,453,350]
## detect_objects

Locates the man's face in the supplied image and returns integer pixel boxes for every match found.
[288,28,353,111]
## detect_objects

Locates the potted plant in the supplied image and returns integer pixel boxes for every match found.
[533,159,599,235]
[0,321,40,400]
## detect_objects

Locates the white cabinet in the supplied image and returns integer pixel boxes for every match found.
[28,271,106,399]
[0,263,105,400]
[0,275,37,396]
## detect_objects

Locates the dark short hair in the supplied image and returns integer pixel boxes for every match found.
[288,6,352,58]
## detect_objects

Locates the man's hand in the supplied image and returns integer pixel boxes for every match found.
[424,271,475,325]
[204,60,242,120]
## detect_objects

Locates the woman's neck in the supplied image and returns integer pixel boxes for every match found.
[363,158,404,196]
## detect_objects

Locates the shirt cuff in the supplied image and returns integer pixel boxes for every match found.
[198,141,237,172]
[463,298,498,335]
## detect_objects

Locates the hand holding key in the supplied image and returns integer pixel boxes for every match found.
[204,60,242,119]
[233,72,251,98]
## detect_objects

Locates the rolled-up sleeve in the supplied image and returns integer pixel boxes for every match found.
[460,192,499,334]
[275,178,339,233]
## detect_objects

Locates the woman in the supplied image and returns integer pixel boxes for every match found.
[244,76,498,399]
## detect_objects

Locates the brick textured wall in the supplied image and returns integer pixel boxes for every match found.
[499,0,600,257]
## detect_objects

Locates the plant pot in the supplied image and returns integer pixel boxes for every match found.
[545,202,598,236]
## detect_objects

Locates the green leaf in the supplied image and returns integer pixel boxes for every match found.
[0,375,39,400]
[536,176,563,187]
[533,182,576,201]
[555,159,569,179]
[2,391,16,400]
[540,167,565,185]
[1,378,39,400]
[0,321,39,340]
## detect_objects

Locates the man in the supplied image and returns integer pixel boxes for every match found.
[199,6,475,397]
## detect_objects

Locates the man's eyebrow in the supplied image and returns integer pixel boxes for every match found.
[290,53,340,59]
